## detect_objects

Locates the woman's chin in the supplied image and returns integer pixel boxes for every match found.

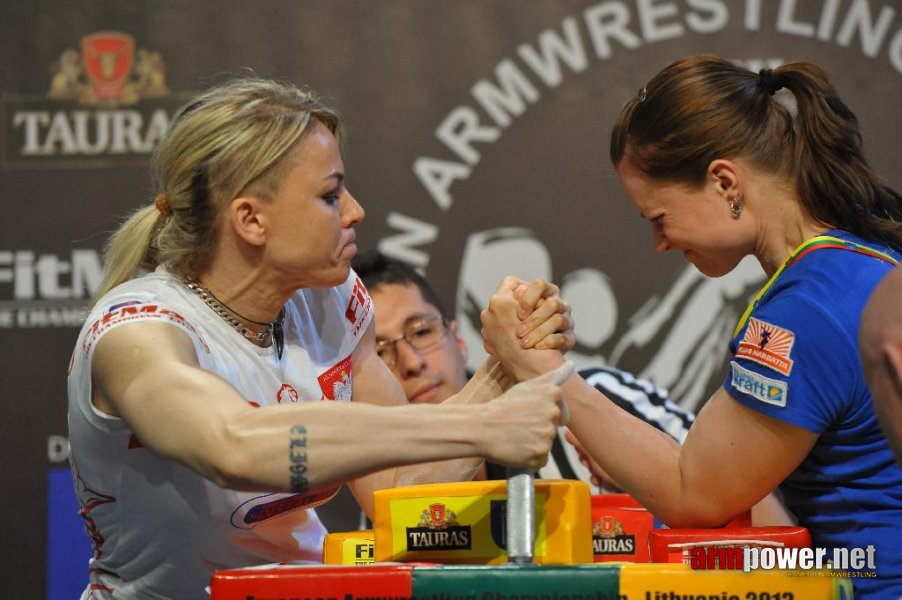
[295,265,352,290]
[684,253,733,278]
[694,262,737,279]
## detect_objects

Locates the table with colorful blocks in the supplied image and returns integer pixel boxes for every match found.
[210,480,853,599]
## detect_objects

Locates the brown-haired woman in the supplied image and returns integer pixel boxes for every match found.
[68,77,574,600]
[482,55,901,598]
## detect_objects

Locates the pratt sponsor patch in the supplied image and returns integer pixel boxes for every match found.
[730,361,788,407]
[736,317,795,375]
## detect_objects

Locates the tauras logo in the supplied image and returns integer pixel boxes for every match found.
[593,515,635,555]
[407,527,472,550]
[593,535,635,555]
[406,503,472,550]
[3,31,188,168]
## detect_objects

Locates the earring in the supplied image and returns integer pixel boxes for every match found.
[730,194,742,219]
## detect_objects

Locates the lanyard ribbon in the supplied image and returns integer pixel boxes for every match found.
[733,235,898,337]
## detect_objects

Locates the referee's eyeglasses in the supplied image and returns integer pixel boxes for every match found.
[375,315,449,369]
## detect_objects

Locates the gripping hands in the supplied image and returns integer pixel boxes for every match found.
[479,361,574,470]
[482,276,574,381]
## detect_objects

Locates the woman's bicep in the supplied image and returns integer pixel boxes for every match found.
[351,321,408,408]
[680,387,817,520]
[91,321,252,470]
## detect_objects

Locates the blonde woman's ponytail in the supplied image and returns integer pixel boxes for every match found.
[89,204,163,308]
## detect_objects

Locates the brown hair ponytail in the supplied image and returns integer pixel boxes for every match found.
[774,61,901,249]
[611,55,901,251]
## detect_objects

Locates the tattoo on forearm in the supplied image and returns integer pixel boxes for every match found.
[289,424,309,492]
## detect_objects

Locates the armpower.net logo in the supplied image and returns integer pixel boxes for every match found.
[689,543,878,578]
[2,31,189,168]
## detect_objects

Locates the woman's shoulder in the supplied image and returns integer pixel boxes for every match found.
[803,229,899,266]
[758,230,896,339]
[779,230,897,295]
[91,268,186,314]
[82,269,201,342]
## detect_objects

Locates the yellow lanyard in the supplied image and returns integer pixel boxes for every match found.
[733,235,898,337]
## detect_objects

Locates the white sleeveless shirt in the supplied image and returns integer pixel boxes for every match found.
[67,267,372,599]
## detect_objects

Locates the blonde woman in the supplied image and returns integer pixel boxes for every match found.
[68,78,573,600]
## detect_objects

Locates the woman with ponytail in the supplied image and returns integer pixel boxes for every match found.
[482,55,900,598]
[68,78,574,600]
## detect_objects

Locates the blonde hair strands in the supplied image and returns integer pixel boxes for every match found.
[91,78,343,307]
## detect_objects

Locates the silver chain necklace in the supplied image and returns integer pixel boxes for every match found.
[185,280,278,347]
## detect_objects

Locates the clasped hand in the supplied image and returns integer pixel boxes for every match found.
[481,276,575,382]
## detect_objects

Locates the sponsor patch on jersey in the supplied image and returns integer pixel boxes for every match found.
[345,276,371,336]
[317,353,353,401]
[736,317,795,375]
[230,488,341,529]
[82,303,209,356]
[106,299,142,313]
[730,361,787,407]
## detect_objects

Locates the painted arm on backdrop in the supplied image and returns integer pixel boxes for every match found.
[91,320,569,508]
[481,282,816,527]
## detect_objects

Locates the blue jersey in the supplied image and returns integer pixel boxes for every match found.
[723,230,902,599]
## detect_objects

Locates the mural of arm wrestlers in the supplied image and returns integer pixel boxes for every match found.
[482,56,902,599]
[67,78,574,600]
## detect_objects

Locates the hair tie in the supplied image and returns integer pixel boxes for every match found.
[758,68,782,96]
[637,85,647,103]
[154,193,172,215]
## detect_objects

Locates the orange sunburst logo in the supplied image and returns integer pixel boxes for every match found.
[736,317,794,375]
